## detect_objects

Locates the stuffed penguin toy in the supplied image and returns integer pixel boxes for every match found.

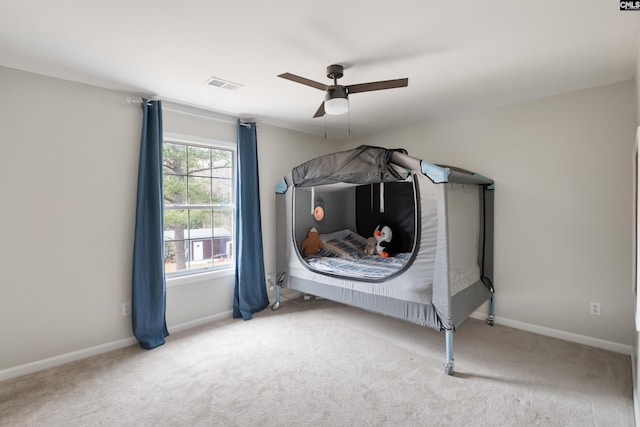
[301,227,323,257]
[373,225,398,258]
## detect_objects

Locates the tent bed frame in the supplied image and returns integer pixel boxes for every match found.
[271,146,495,375]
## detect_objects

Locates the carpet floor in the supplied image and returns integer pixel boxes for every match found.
[0,297,634,426]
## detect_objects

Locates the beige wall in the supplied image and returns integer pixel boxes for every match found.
[348,80,636,345]
[0,67,339,372]
[0,67,140,369]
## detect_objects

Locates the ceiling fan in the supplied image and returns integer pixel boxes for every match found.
[278,64,408,118]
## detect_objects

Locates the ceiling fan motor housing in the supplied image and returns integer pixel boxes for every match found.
[326,64,344,80]
[325,85,348,101]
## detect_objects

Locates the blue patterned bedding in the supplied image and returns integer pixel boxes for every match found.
[305,231,410,279]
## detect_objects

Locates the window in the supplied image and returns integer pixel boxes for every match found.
[163,136,235,277]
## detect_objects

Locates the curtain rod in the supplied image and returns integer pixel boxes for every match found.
[123,97,251,128]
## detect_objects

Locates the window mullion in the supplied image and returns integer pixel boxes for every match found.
[165,204,233,210]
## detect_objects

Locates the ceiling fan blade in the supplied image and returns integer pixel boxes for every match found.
[346,78,408,94]
[313,102,325,118]
[278,73,328,91]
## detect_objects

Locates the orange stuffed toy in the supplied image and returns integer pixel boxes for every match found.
[301,227,324,256]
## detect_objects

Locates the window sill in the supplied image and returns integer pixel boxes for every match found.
[166,267,235,288]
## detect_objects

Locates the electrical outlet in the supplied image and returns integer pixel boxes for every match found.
[122,302,131,317]
[590,301,601,316]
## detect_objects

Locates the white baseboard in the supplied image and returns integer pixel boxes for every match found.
[169,310,233,334]
[0,336,139,382]
[470,311,633,355]
[0,310,234,383]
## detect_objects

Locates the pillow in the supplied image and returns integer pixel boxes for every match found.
[315,245,339,258]
[343,232,368,249]
[323,238,364,258]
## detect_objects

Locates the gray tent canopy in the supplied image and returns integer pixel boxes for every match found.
[273,145,495,375]
[278,145,493,191]
[291,145,411,187]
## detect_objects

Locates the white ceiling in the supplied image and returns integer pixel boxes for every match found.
[1,1,639,139]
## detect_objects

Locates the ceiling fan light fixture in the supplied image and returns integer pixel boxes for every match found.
[324,85,349,115]
[325,97,349,115]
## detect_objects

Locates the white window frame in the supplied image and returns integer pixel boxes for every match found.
[163,132,236,287]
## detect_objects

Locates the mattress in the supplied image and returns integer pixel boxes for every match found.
[304,230,410,279]
[306,253,411,279]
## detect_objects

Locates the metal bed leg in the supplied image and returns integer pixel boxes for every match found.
[444,329,454,375]
[271,284,281,311]
[271,272,286,311]
[487,296,495,326]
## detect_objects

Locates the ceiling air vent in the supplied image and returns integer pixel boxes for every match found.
[205,76,243,92]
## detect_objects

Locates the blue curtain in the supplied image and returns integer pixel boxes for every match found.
[234,121,269,320]
[132,98,169,349]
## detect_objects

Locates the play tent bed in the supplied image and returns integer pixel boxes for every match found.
[272,145,495,374]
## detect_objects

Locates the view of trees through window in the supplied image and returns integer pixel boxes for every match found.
[163,141,234,275]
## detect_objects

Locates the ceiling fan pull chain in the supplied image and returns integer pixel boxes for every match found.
[324,115,327,139]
